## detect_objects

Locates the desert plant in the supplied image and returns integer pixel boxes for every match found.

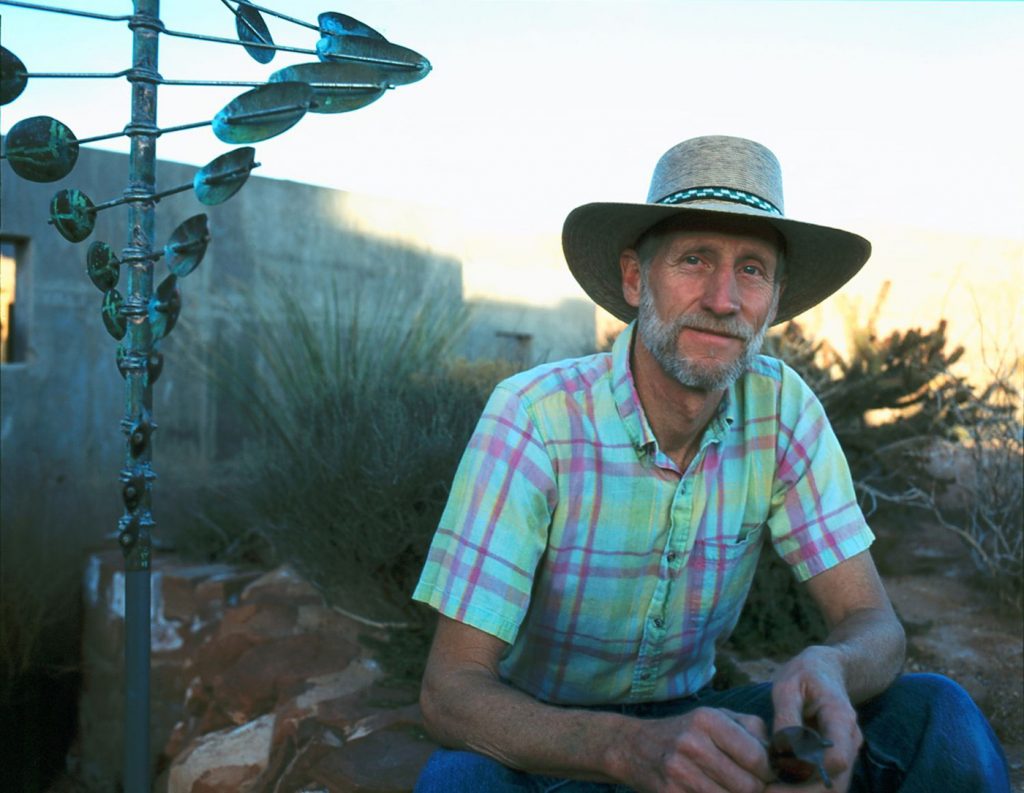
[734,291,1024,655]
[763,286,981,510]
[177,273,520,629]
[0,512,83,791]
[912,366,1023,608]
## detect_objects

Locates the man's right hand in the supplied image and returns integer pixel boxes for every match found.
[622,706,775,793]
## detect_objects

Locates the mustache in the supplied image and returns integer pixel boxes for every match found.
[670,311,755,342]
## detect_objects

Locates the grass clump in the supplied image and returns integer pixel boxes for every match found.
[0,513,83,791]
[177,274,518,676]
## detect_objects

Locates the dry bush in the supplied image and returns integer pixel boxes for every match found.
[175,276,519,631]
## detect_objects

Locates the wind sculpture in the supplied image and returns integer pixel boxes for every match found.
[0,1,430,788]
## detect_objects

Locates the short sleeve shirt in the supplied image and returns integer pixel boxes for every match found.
[413,323,873,705]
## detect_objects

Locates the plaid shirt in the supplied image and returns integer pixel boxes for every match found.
[413,323,873,705]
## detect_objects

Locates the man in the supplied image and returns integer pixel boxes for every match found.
[412,136,1009,792]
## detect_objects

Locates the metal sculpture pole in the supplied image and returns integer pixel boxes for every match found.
[121,2,159,786]
[0,3,431,787]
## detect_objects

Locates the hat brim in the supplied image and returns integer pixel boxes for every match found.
[562,202,871,325]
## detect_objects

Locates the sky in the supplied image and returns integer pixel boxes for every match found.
[2,0,1023,242]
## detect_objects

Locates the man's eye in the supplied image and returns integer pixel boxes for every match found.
[683,255,702,265]
[741,264,765,277]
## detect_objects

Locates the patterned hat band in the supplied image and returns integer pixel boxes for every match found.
[657,186,782,216]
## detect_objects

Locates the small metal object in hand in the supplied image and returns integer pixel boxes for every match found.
[769,725,834,788]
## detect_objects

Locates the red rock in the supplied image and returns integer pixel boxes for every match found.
[241,566,322,607]
[306,724,436,792]
[167,713,275,793]
[211,632,360,725]
[191,764,262,793]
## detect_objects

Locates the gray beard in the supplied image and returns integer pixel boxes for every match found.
[636,285,776,392]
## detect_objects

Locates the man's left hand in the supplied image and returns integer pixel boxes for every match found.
[768,645,862,793]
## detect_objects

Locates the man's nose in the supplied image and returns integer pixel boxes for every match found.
[700,265,740,316]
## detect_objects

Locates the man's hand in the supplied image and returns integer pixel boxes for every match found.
[768,646,862,793]
[623,706,774,793]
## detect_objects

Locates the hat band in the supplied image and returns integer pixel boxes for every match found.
[657,186,782,216]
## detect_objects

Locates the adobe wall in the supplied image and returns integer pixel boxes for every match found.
[1,146,596,548]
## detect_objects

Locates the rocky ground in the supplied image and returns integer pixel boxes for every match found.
[46,512,1021,792]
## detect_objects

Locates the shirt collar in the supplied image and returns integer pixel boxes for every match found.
[611,322,738,459]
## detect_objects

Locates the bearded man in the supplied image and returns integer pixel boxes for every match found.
[411,136,1009,793]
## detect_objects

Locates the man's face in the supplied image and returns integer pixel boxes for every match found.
[628,226,782,391]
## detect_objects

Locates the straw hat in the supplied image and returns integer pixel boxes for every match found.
[562,135,871,325]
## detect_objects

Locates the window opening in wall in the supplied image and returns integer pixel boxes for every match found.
[495,330,533,367]
[1,239,23,363]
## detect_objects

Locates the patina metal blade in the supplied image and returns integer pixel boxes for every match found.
[50,188,96,243]
[269,62,386,114]
[102,288,127,340]
[193,147,256,205]
[318,12,386,41]
[235,3,275,64]
[149,274,181,341]
[212,81,313,143]
[1,46,28,105]
[4,115,80,182]
[315,35,431,86]
[165,214,210,277]
[147,351,164,384]
[86,241,120,292]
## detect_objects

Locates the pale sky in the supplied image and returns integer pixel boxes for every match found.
[2,0,1023,241]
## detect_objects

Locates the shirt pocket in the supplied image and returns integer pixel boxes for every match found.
[685,524,766,637]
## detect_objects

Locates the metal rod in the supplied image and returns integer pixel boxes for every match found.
[122,0,159,788]
[77,119,211,145]
[223,101,308,123]
[123,570,151,791]
[158,78,266,87]
[90,180,193,213]
[76,130,132,145]
[22,70,132,79]
[148,118,212,135]
[233,0,319,31]
[0,0,130,21]
[160,25,316,56]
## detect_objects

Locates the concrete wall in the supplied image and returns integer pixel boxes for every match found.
[0,146,597,547]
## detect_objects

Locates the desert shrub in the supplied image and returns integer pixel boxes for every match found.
[178,276,519,634]
[731,290,1023,656]
[0,513,83,791]
[763,291,981,506]
[913,371,1023,608]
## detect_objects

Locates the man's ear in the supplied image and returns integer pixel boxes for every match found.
[620,249,642,309]
[769,277,787,324]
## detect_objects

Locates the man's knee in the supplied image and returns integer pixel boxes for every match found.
[877,672,984,723]
[858,672,1009,792]
[414,747,532,793]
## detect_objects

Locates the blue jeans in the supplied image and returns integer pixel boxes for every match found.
[414,673,1010,792]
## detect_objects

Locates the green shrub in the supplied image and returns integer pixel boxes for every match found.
[177,277,519,631]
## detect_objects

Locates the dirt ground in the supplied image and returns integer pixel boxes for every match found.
[44,512,1021,792]
[734,512,1024,791]
[877,514,1023,791]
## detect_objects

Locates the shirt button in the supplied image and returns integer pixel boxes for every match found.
[666,551,677,564]
[639,671,650,680]
[653,617,665,628]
